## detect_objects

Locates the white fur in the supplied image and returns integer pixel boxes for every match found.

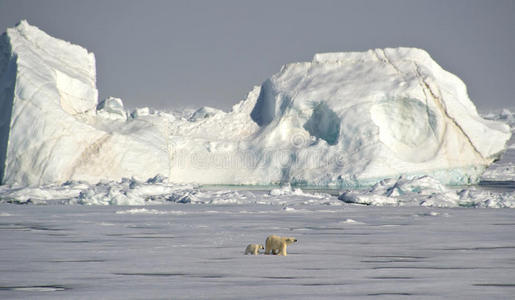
[265,235,297,256]
[245,243,264,255]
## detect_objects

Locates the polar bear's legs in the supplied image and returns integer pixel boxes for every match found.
[267,247,283,255]
[265,236,273,254]
[278,244,287,256]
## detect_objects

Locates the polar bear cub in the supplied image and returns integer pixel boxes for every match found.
[265,235,297,256]
[245,244,264,255]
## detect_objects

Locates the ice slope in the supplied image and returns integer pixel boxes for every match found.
[0,21,511,187]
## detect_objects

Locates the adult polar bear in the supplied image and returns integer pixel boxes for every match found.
[265,235,297,256]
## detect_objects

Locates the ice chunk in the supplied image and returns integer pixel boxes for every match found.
[189,106,224,121]
[97,97,127,120]
[130,107,150,118]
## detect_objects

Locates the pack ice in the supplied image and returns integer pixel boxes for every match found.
[0,21,511,187]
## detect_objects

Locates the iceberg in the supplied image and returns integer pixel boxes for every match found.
[0,21,511,187]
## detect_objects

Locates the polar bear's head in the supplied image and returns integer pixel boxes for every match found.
[259,244,264,250]
[284,237,297,245]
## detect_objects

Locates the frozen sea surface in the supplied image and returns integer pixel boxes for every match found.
[1,203,515,299]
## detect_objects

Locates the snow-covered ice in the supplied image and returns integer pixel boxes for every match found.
[0,21,511,187]
[1,204,515,299]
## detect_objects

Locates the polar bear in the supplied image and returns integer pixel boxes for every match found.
[245,244,264,255]
[265,235,297,256]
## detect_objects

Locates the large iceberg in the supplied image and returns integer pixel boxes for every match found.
[0,21,511,187]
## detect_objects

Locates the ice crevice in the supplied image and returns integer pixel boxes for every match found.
[375,48,403,77]
[414,63,484,161]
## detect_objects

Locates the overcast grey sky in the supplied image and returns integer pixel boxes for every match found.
[0,0,513,111]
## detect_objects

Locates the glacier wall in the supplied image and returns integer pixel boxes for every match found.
[0,21,511,187]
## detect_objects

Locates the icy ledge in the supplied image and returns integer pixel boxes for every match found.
[0,20,511,187]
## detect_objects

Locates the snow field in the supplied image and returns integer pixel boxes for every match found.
[1,204,514,299]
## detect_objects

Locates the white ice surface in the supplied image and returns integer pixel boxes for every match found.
[0,21,511,187]
[0,204,514,299]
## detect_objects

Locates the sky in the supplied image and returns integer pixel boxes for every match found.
[0,0,513,112]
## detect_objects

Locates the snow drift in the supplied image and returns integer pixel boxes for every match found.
[0,21,511,187]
